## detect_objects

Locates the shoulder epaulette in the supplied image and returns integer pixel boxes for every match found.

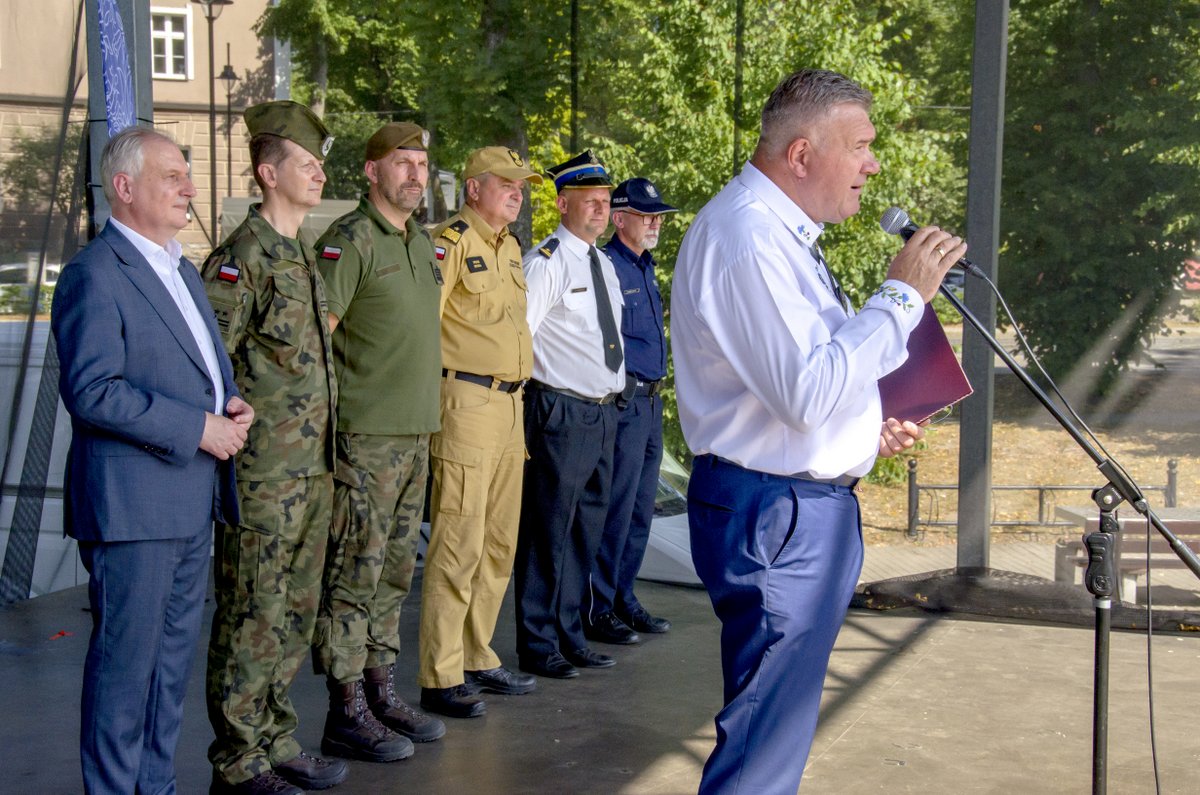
[440,218,470,246]
[537,238,560,258]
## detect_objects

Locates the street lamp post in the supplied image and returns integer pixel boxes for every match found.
[192,0,233,246]
[218,46,239,200]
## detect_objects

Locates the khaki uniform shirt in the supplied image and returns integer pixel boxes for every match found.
[201,204,337,480]
[433,204,533,383]
[316,196,442,435]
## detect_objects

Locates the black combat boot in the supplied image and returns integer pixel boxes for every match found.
[321,679,414,763]
[363,663,447,742]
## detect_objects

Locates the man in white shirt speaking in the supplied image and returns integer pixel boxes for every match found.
[672,69,965,794]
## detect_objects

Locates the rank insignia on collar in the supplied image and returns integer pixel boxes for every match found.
[217,264,240,283]
[466,256,488,273]
[320,245,342,260]
[435,246,446,260]
[538,238,560,258]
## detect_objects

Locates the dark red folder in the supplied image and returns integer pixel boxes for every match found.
[878,305,973,424]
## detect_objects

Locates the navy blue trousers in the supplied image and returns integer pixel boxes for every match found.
[586,393,663,622]
[78,529,211,795]
[515,387,618,659]
[688,454,862,795]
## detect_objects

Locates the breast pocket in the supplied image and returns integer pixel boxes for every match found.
[561,287,598,332]
[460,266,502,324]
[621,290,655,337]
[259,267,313,348]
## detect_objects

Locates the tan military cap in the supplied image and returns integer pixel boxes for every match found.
[244,100,333,160]
[365,122,430,161]
[463,147,543,185]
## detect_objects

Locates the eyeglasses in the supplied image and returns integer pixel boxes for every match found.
[622,212,665,227]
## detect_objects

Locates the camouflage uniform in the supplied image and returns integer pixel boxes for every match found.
[314,196,442,684]
[201,204,338,785]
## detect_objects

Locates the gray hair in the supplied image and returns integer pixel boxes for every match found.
[100,126,178,204]
[757,69,873,157]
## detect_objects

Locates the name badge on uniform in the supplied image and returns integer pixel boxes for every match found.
[466,256,488,274]
[433,263,444,285]
[623,287,641,295]
[570,286,588,294]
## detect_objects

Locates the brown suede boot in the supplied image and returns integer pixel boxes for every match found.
[321,679,414,763]
[363,663,447,742]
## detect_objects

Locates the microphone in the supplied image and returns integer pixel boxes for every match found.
[879,207,979,276]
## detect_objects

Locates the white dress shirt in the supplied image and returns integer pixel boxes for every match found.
[108,217,224,414]
[671,162,923,478]
[524,223,627,399]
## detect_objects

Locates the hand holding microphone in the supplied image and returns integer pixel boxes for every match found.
[878,207,969,303]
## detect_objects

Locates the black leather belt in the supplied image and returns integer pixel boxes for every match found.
[625,375,662,398]
[442,368,524,394]
[527,380,620,405]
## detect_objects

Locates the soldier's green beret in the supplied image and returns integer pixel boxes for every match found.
[366,122,430,161]
[244,100,334,160]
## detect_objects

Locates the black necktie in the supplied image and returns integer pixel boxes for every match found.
[813,242,848,313]
[589,246,624,372]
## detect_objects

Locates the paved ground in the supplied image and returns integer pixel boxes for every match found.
[3,549,1199,795]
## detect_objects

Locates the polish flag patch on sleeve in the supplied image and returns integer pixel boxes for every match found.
[320,245,342,260]
[217,264,240,283]
[435,246,446,260]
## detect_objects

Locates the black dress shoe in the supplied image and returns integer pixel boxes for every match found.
[519,651,579,679]
[420,684,487,718]
[565,647,616,669]
[466,666,537,695]
[584,611,641,645]
[275,751,348,790]
[619,606,671,634]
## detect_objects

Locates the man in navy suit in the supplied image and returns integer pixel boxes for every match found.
[52,126,255,795]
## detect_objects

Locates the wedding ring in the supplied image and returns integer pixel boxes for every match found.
[935,245,946,257]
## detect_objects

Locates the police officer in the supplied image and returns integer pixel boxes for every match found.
[417,146,542,718]
[313,122,446,761]
[584,178,677,647]
[201,100,346,794]
[515,150,627,680]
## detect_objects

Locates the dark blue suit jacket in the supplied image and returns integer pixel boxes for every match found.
[52,222,240,542]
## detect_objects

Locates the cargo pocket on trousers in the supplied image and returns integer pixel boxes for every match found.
[430,435,483,518]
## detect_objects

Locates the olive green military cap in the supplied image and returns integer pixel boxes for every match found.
[243,100,334,160]
[365,122,430,161]
[463,146,543,185]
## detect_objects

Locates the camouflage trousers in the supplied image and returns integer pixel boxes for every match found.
[314,431,429,684]
[418,378,525,688]
[206,473,333,785]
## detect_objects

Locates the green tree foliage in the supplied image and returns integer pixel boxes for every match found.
[1001,0,1200,393]
[258,0,965,462]
[0,122,85,260]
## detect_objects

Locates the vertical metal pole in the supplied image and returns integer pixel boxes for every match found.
[956,0,1009,569]
[906,458,919,539]
[569,0,579,152]
[206,13,219,244]
[1166,459,1177,507]
[225,43,234,199]
[732,0,744,177]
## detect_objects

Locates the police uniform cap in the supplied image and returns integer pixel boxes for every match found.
[611,177,678,215]
[463,147,543,185]
[366,122,430,161]
[244,100,334,160]
[545,149,613,193]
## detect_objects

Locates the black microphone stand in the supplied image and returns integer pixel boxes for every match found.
[937,283,1200,795]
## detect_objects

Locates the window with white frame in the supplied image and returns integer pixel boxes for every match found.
[151,8,192,80]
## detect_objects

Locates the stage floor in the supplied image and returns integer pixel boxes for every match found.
[2,570,1198,794]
